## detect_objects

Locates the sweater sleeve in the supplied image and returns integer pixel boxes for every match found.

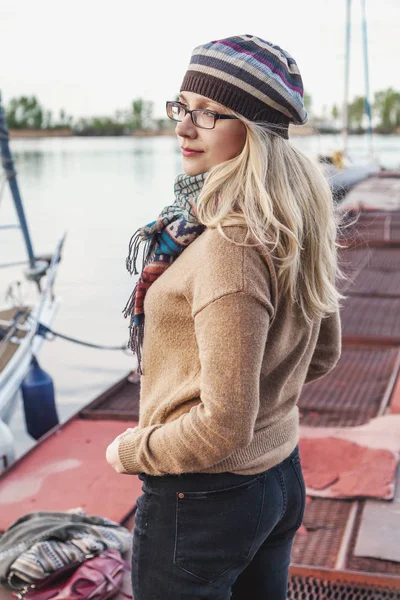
[305,308,342,384]
[118,291,273,475]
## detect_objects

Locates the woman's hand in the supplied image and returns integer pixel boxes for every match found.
[106,428,137,473]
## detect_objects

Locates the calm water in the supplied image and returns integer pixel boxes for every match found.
[2,133,400,457]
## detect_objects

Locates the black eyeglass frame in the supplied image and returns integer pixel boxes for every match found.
[166,101,239,129]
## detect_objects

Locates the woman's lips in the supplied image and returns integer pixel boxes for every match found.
[181,148,204,157]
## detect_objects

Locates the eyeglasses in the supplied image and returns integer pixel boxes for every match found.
[166,101,239,130]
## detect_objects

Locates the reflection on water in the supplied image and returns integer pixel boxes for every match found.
[14,151,46,180]
[2,134,399,457]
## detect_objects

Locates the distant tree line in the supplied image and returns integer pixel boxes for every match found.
[305,88,400,134]
[6,97,74,131]
[5,88,400,135]
[5,96,171,136]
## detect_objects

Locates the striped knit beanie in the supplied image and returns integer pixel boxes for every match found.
[180,34,308,139]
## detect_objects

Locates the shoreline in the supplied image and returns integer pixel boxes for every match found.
[9,128,177,139]
[8,127,400,140]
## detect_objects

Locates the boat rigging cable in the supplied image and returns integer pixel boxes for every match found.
[35,322,128,352]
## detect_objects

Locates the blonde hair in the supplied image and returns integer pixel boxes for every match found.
[196,118,346,322]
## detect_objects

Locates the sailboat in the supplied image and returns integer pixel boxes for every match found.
[321,0,380,200]
[0,92,64,459]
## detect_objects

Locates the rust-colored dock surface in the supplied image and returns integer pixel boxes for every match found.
[291,175,400,598]
[298,346,400,427]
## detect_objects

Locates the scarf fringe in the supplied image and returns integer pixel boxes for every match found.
[123,228,157,321]
[129,314,145,375]
[122,280,145,374]
[125,229,158,275]
[122,280,137,321]
[123,231,158,374]
[125,229,142,275]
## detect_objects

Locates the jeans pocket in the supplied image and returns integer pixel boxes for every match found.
[290,456,306,529]
[173,475,264,583]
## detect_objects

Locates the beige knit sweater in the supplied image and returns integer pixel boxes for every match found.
[119,226,341,475]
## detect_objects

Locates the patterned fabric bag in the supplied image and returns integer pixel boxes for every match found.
[12,549,131,599]
[0,510,131,592]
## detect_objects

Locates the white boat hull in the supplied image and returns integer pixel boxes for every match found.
[0,296,61,424]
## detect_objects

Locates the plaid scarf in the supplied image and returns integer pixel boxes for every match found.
[123,172,207,372]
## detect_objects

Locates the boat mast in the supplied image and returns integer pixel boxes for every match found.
[361,0,373,158]
[0,91,36,269]
[342,0,352,155]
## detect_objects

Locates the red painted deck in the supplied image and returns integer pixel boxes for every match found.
[0,419,141,531]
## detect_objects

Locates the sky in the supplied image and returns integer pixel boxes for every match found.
[1,0,399,121]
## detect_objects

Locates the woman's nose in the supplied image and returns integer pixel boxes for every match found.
[175,112,197,138]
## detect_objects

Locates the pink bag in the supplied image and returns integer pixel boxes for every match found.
[13,549,131,600]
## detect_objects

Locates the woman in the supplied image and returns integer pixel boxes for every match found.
[106,34,342,599]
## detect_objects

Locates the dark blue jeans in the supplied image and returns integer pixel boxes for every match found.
[132,446,305,599]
